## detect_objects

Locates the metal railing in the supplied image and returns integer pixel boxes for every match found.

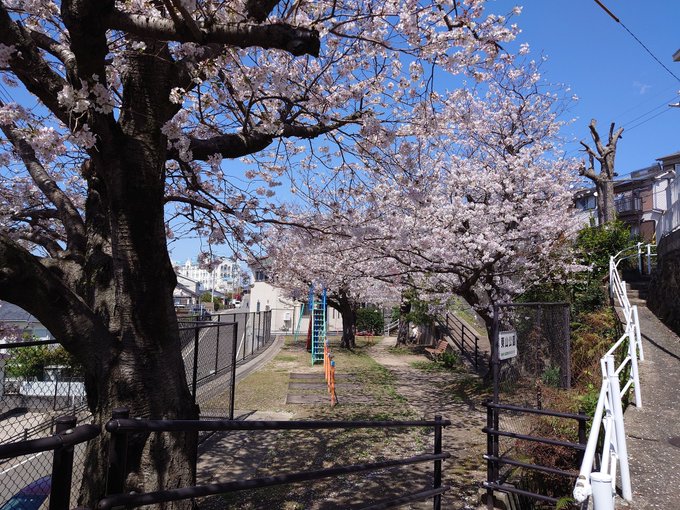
[383,319,399,336]
[484,401,588,506]
[437,312,484,370]
[97,410,451,510]
[573,245,648,508]
[0,415,99,510]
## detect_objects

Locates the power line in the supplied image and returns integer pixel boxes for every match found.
[593,0,680,83]
[625,107,672,133]
[621,94,679,128]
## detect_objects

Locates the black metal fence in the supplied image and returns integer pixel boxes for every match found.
[484,302,583,508]
[483,401,587,509]
[99,410,450,510]
[0,311,273,508]
[437,312,487,371]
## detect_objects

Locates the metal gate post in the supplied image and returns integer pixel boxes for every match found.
[433,415,442,510]
[49,415,77,510]
[230,323,238,420]
[192,326,199,402]
[591,472,615,510]
[105,408,130,496]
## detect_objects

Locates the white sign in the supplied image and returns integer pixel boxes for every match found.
[498,330,518,360]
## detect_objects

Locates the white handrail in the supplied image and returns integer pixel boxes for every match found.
[574,243,652,507]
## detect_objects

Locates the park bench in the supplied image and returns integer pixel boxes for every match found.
[424,340,449,361]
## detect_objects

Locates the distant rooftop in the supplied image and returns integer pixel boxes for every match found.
[0,301,39,323]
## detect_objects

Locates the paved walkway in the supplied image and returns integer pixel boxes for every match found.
[620,305,680,509]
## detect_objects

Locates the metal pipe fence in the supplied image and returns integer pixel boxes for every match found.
[98,411,451,510]
[573,245,649,508]
[437,312,485,371]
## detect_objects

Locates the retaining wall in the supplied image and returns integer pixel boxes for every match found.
[648,229,680,335]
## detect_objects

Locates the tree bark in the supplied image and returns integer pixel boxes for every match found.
[396,298,411,345]
[328,289,357,349]
[579,119,623,225]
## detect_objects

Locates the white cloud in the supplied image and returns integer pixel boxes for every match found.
[633,81,651,95]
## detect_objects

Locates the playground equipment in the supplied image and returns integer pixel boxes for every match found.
[324,340,338,406]
[309,286,327,365]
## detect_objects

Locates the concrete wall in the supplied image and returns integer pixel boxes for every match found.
[648,229,680,335]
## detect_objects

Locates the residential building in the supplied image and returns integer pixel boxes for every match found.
[173,274,202,309]
[0,301,53,342]
[174,258,242,293]
[655,151,680,240]
[574,162,674,242]
[248,262,343,333]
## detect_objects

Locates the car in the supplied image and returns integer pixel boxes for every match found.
[0,476,51,510]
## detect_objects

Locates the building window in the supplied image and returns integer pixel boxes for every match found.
[256,300,261,312]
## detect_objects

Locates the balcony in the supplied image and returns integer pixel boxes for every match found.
[615,196,641,214]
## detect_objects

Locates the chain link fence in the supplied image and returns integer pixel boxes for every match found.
[1,310,273,507]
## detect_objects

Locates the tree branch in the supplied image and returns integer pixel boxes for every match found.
[106,9,320,57]
[245,0,281,22]
[0,235,107,367]
[0,5,70,125]
[28,30,77,77]
[0,115,87,254]
[180,114,362,161]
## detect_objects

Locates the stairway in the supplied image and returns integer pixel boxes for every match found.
[622,272,650,306]
[310,288,327,365]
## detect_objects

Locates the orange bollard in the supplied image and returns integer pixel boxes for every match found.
[327,353,334,391]
[330,360,338,407]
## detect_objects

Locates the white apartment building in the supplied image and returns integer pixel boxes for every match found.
[175,258,242,293]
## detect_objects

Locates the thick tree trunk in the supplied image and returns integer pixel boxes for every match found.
[597,179,616,224]
[396,299,411,345]
[338,303,357,349]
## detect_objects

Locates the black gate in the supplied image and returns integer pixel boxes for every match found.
[484,302,586,509]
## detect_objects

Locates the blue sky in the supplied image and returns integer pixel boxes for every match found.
[494,0,680,172]
[171,0,680,262]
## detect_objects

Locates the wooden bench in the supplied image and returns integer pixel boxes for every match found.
[424,340,449,361]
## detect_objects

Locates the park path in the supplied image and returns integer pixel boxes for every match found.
[619,305,680,509]
[368,336,488,510]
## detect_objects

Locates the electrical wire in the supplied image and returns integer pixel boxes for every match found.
[593,0,680,83]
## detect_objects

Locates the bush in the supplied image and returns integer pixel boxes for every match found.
[439,351,459,369]
[5,345,81,378]
[356,307,384,334]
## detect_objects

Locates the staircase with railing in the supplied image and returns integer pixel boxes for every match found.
[573,243,654,509]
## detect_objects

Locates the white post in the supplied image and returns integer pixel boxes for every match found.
[605,355,632,501]
[591,472,615,510]
[628,324,642,407]
[633,306,644,361]
[637,242,643,274]
[646,244,652,274]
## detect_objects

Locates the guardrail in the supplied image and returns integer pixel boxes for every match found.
[573,244,650,509]
[97,410,451,510]
[437,312,484,371]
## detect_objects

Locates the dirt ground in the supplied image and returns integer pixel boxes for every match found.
[196,335,490,509]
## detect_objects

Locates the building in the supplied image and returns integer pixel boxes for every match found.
[0,301,53,342]
[248,262,343,333]
[574,162,674,242]
[655,151,680,240]
[173,274,202,309]
[175,258,242,294]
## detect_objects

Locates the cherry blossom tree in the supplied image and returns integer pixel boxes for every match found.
[263,220,399,348]
[0,0,521,504]
[266,57,582,343]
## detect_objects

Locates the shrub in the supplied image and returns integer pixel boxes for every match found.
[5,345,81,378]
[439,351,459,369]
[356,307,384,334]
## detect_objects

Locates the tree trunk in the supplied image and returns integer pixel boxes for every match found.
[338,303,357,349]
[597,178,616,224]
[396,299,411,345]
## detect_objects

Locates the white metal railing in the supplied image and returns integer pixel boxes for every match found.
[383,319,399,336]
[573,244,651,508]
